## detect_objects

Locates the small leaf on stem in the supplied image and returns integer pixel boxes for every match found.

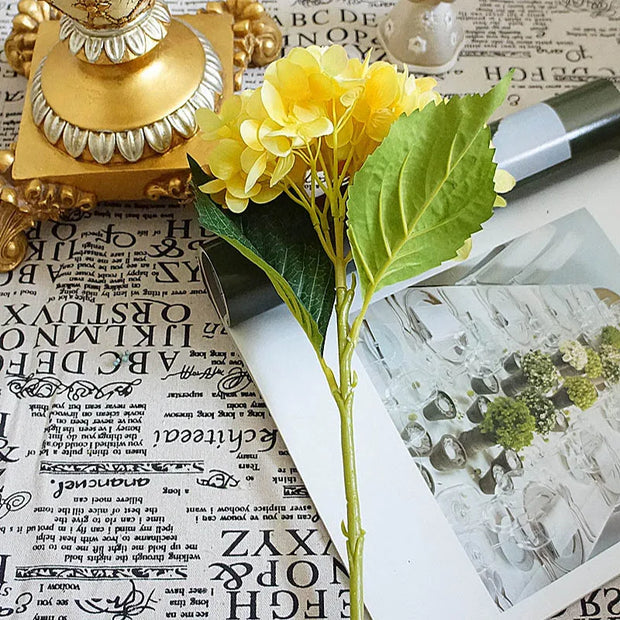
[191,157,336,354]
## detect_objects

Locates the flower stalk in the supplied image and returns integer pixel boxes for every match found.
[194,44,513,619]
[303,142,367,618]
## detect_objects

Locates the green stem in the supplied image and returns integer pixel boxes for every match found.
[323,252,365,619]
[312,134,366,618]
[337,285,365,620]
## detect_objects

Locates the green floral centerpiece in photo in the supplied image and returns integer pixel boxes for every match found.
[601,343,620,384]
[584,347,603,379]
[554,376,598,411]
[458,396,535,456]
[601,325,620,349]
[521,350,560,393]
[190,45,512,618]
[479,396,536,452]
[516,387,556,437]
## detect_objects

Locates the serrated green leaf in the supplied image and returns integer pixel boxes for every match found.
[347,76,511,299]
[190,157,335,355]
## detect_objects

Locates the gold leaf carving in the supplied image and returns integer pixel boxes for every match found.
[4,0,59,77]
[145,173,193,204]
[0,145,97,271]
[203,0,282,90]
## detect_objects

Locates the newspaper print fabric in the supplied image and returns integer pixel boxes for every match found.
[0,206,351,619]
[0,0,619,617]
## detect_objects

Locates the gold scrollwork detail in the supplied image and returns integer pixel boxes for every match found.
[145,172,193,204]
[203,0,282,90]
[4,0,59,78]
[0,145,97,272]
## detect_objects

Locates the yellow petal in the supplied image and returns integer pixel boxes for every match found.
[195,107,222,138]
[456,238,472,261]
[240,119,263,150]
[288,47,321,73]
[199,178,226,194]
[292,103,322,124]
[208,139,244,180]
[218,95,242,122]
[261,81,287,125]
[240,147,261,173]
[366,109,396,142]
[308,73,336,101]
[414,76,438,93]
[259,122,293,156]
[270,153,295,186]
[225,192,249,213]
[300,116,334,139]
[245,89,267,120]
[227,175,261,199]
[242,150,268,193]
[340,85,363,108]
[321,45,348,76]
[337,118,354,146]
[494,195,507,208]
[253,184,283,204]
[275,59,310,101]
[365,64,399,109]
[305,46,323,62]
[494,168,516,193]
[342,57,367,80]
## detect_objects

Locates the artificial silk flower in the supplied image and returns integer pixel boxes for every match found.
[195,49,513,620]
[197,45,510,217]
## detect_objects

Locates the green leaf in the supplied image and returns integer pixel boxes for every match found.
[347,75,511,299]
[190,157,335,355]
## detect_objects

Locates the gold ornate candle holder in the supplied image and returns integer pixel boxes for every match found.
[0,0,282,271]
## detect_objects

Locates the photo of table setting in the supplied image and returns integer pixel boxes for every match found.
[358,279,620,610]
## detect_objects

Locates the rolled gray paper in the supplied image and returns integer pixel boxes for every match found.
[199,238,283,326]
[490,79,620,182]
[201,79,620,327]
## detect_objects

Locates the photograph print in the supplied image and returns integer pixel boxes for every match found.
[355,209,620,610]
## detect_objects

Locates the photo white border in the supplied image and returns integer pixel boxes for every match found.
[231,156,620,619]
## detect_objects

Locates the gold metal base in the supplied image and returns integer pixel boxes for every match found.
[42,20,208,132]
[14,14,232,201]
[0,0,283,272]
[30,16,226,164]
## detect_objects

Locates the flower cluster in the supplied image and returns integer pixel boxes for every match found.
[196,45,513,218]
[196,46,440,212]
[583,347,603,379]
[601,344,620,384]
[559,340,587,371]
[563,376,598,410]
[521,350,559,393]
[516,387,556,437]
[480,396,535,452]
[601,325,620,349]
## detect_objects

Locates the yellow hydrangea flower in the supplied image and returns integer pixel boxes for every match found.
[196,45,444,212]
[196,91,292,212]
